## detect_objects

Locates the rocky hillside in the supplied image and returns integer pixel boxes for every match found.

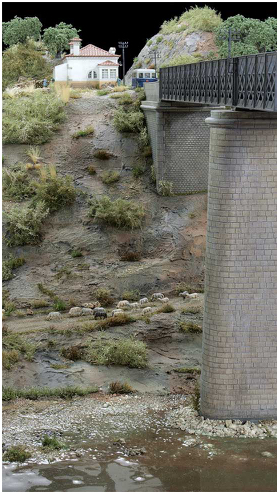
[125,6,220,84]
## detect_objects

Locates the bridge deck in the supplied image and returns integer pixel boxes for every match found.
[159,52,276,112]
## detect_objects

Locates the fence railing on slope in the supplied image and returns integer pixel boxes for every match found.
[159,52,277,112]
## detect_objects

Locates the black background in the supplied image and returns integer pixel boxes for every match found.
[2,2,277,72]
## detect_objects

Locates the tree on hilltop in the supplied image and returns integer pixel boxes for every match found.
[43,22,81,56]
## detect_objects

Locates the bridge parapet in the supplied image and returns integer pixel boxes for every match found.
[160,52,276,112]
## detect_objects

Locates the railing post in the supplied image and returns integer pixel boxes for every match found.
[232,57,238,107]
[254,54,257,109]
[159,68,162,100]
[204,61,207,104]
[263,52,267,110]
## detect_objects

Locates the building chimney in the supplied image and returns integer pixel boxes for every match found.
[69,38,82,56]
[109,47,116,55]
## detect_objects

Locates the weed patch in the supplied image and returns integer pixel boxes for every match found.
[4,202,48,247]
[33,166,76,213]
[89,196,145,229]
[132,165,145,178]
[61,346,83,361]
[181,307,201,315]
[179,322,202,334]
[174,367,201,374]
[3,445,31,463]
[97,89,109,96]
[85,338,148,368]
[121,290,140,301]
[2,385,98,401]
[2,166,36,201]
[88,165,96,175]
[2,350,20,370]
[42,435,65,450]
[113,107,145,134]
[101,170,120,185]
[2,255,25,281]
[72,126,94,139]
[95,313,136,330]
[109,381,135,394]
[120,251,141,262]
[95,288,114,307]
[157,304,175,313]
[158,180,174,196]
[71,249,83,258]
[94,149,112,160]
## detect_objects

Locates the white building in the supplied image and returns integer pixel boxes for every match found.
[54,38,120,88]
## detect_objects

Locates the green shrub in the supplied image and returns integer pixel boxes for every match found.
[118,93,133,105]
[3,445,31,463]
[156,35,163,43]
[101,170,120,185]
[132,165,145,178]
[4,202,49,247]
[158,180,174,196]
[110,93,122,99]
[37,283,56,299]
[179,322,202,334]
[160,17,179,35]
[70,89,82,99]
[192,380,201,412]
[53,298,67,311]
[97,89,109,96]
[143,146,152,158]
[85,338,148,368]
[71,249,83,258]
[181,307,201,315]
[109,381,135,394]
[175,282,204,294]
[3,333,36,366]
[42,435,64,450]
[2,255,25,281]
[113,107,145,133]
[72,126,94,139]
[31,299,49,308]
[89,196,145,229]
[157,304,175,313]
[94,149,112,160]
[139,127,150,147]
[95,287,114,307]
[147,39,153,46]
[32,167,76,213]
[3,90,65,144]
[2,166,36,201]
[95,313,136,330]
[161,54,202,68]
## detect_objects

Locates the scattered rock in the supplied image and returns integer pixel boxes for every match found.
[261,451,274,458]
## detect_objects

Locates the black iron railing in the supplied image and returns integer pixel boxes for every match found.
[159,52,277,112]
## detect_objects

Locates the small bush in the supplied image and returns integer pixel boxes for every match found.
[118,93,133,105]
[2,291,15,316]
[2,255,25,281]
[174,367,201,374]
[37,283,56,299]
[26,146,42,165]
[158,180,174,196]
[4,202,49,247]
[97,89,109,96]
[157,304,175,313]
[181,307,201,315]
[85,338,148,368]
[192,380,201,412]
[179,5,222,32]
[179,322,202,334]
[61,346,83,361]
[94,149,112,160]
[3,90,65,144]
[50,363,69,369]
[89,196,145,229]
[95,287,114,307]
[109,381,135,394]
[2,349,20,370]
[113,107,145,134]
[72,126,94,139]
[143,146,152,158]
[147,39,152,46]
[156,35,163,43]
[111,86,129,93]
[175,283,204,294]
[122,290,140,302]
[42,435,64,450]
[2,166,36,201]
[88,165,96,175]
[33,166,76,213]
[70,89,82,99]
[71,249,83,258]
[110,93,122,99]
[188,212,196,219]
[101,170,120,185]
[53,298,67,311]
[132,165,145,178]
[3,445,31,463]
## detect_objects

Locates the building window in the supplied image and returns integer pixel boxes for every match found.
[88,71,98,79]
[102,69,108,79]
[110,69,117,79]
[93,71,97,79]
[88,71,92,79]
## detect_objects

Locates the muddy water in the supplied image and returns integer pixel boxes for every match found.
[3,428,276,492]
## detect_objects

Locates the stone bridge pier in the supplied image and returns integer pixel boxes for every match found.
[201,110,277,420]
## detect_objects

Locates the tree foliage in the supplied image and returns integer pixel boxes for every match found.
[215,15,277,57]
[43,22,80,56]
[2,16,42,46]
[2,40,52,90]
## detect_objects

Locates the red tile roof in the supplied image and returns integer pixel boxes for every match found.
[97,60,119,66]
[65,44,119,58]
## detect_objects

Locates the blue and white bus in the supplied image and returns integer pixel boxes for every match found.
[132,69,158,88]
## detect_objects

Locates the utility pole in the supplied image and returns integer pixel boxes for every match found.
[118,41,128,85]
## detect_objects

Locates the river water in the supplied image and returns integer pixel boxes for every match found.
[3,428,277,492]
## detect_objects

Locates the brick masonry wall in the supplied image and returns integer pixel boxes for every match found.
[142,103,211,194]
[201,110,277,420]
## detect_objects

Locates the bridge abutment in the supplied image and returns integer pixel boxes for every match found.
[201,110,277,420]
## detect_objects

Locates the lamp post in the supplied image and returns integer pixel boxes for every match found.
[219,27,241,58]
[151,49,161,77]
[118,41,128,85]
